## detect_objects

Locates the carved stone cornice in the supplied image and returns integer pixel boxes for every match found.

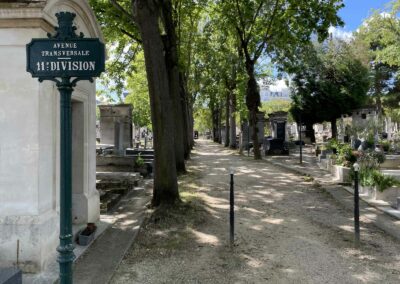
[0,18,53,32]
[0,1,47,9]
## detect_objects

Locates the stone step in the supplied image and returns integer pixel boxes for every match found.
[96,172,141,182]
[96,180,136,190]
[99,187,129,197]
[100,193,122,213]
[125,148,154,155]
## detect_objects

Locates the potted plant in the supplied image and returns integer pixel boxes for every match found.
[78,223,97,246]
[134,154,148,177]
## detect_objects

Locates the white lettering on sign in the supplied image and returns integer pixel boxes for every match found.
[36,61,96,72]
[41,50,90,57]
[53,42,77,49]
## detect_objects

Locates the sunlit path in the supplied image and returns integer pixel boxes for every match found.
[111,139,400,283]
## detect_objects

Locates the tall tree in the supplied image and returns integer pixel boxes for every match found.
[288,40,370,139]
[217,0,343,159]
[133,0,179,205]
[355,9,400,116]
[90,0,180,206]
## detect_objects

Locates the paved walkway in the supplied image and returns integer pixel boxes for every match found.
[73,185,152,284]
[110,140,400,283]
[265,145,400,239]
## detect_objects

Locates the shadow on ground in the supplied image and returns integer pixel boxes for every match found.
[110,140,400,284]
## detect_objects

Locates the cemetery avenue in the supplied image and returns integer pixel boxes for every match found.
[110,140,400,284]
[3,1,400,283]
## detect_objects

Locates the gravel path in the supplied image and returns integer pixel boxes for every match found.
[110,140,400,284]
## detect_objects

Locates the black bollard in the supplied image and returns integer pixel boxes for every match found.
[230,170,235,247]
[353,163,360,247]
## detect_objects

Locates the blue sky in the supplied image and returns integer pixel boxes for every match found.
[339,0,390,31]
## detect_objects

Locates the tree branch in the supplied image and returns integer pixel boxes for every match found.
[120,28,142,43]
[246,0,266,44]
[254,0,281,60]
[109,0,135,22]
[235,0,247,42]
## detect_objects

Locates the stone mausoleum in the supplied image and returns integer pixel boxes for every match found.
[0,0,102,277]
[98,104,133,155]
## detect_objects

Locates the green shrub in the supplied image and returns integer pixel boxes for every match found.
[380,140,390,152]
[135,153,145,167]
[335,143,357,167]
[358,168,399,191]
[372,171,400,192]
[327,139,339,152]
[359,168,376,187]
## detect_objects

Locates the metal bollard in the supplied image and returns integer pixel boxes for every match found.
[353,162,360,247]
[229,169,235,247]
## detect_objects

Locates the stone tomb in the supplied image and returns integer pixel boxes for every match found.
[264,111,289,155]
[98,104,133,155]
[0,0,101,277]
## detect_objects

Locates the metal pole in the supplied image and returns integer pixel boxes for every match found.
[230,172,234,246]
[57,77,75,284]
[353,163,360,247]
[299,113,303,164]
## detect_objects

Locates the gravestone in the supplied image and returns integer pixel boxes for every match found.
[99,104,133,155]
[265,111,289,155]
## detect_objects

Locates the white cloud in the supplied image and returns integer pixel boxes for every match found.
[328,26,354,41]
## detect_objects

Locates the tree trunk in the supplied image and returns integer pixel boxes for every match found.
[245,61,261,159]
[229,92,237,148]
[179,72,190,159]
[188,100,194,148]
[186,91,195,148]
[161,0,185,173]
[225,92,230,147]
[331,118,338,140]
[305,123,316,143]
[134,0,179,206]
[212,105,219,142]
[218,103,222,144]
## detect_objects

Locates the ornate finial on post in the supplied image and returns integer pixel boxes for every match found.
[48,12,84,39]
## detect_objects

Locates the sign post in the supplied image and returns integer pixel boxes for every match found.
[26,12,105,284]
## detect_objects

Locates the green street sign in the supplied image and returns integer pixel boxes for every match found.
[25,11,106,284]
[27,38,105,78]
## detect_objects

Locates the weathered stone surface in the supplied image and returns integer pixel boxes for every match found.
[0,267,22,284]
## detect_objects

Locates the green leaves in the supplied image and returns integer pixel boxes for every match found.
[124,52,151,128]
[289,40,370,125]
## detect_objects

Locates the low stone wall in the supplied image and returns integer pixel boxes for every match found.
[381,155,400,169]
[319,156,400,207]
[97,155,136,167]
[359,185,400,207]
[318,156,351,183]
[332,165,351,183]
